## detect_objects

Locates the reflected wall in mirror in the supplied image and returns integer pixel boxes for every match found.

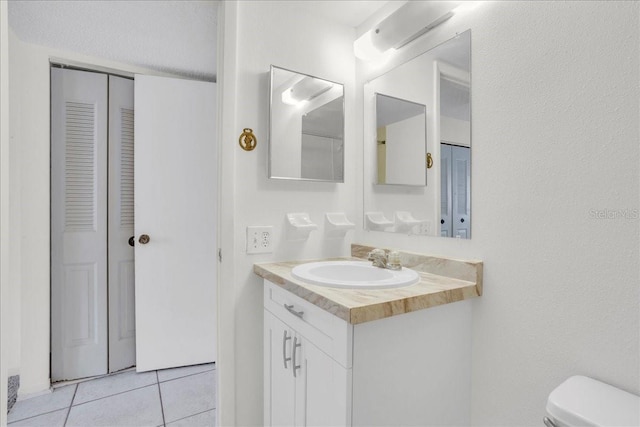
[363,30,471,238]
[375,94,426,186]
[269,65,345,182]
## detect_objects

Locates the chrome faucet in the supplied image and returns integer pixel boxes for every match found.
[367,248,402,270]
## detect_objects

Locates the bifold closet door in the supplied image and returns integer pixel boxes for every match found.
[440,144,452,237]
[134,75,217,372]
[451,145,470,239]
[108,75,136,373]
[51,68,108,381]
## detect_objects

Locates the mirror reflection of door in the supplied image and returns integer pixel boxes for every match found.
[440,143,470,238]
[439,75,471,238]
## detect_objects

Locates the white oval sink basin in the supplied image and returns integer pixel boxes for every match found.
[291,261,419,289]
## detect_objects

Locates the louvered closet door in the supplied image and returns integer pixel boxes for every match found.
[51,68,108,381]
[440,143,452,237]
[108,75,136,373]
[451,145,471,239]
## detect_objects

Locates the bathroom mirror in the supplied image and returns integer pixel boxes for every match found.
[375,94,427,186]
[363,30,471,238]
[269,65,345,182]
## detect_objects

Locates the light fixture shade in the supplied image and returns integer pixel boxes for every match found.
[354,1,461,60]
[354,30,383,62]
[281,76,333,106]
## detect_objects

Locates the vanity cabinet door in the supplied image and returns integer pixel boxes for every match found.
[265,308,350,426]
[264,311,296,426]
[297,336,350,427]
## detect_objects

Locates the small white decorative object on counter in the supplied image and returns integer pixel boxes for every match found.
[325,213,355,238]
[285,213,318,241]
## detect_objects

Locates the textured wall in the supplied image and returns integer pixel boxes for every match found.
[355,2,640,425]
[8,0,217,81]
[1,1,11,423]
[218,2,358,425]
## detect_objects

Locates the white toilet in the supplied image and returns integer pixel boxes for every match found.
[545,375,640,426]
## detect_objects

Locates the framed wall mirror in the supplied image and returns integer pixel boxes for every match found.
[363,30,471,238]
[269,65,345,182]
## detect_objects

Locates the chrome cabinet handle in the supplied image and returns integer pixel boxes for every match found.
[292,336,302,378]
[139,234,150,244]
[543,417,557,427]
[282,330,291,369]
[284,304,304,319]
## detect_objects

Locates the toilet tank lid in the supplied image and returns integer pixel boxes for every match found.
[546,376,640,427]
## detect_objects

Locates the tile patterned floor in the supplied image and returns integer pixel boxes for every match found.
[7,363,216,427]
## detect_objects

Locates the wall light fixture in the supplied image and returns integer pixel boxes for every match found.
[354,1,463,61]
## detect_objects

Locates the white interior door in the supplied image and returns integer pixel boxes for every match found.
[108,75,136,372]
[134,74,217,372]
[51,67,108,381]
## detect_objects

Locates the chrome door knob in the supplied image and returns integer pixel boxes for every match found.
[139,234,150,244]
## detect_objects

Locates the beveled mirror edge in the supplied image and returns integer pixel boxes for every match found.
[268,64,346,183]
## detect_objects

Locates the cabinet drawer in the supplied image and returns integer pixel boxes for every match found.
[264,280,352,368]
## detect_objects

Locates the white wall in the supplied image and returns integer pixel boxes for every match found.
[1,1,12,423]
[218,2,357,424]
[355,2,639,425]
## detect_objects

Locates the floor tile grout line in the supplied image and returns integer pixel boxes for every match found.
[158,367,216,384]
[156,371,167,427]
[164,408,216,425]
[63,383,78,426]
[7,384,78,425]
[7,404,70,425]
[8,364,215,426]
[70,382,160,408]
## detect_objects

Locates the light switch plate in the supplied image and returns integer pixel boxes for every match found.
[246,226,273,254]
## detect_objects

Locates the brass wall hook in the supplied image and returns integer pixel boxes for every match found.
[426,153,433,169]
[239,128,257,151]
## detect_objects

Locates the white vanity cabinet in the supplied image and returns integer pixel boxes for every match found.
[263,279,472,426]
[264,281,351,427]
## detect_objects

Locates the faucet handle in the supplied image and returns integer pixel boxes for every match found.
[388,251,402,270]
[367,248,386,260]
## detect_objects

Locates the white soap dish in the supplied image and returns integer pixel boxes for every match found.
[394,211,428,234]
[325,213,355,238]
[365,212,394,232]
[286,213,318,241]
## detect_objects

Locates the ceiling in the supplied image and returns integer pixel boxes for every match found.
[281,1,389,28]
[7,1,389,81]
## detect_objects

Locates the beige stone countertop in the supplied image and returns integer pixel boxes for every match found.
[254,244,483,325]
